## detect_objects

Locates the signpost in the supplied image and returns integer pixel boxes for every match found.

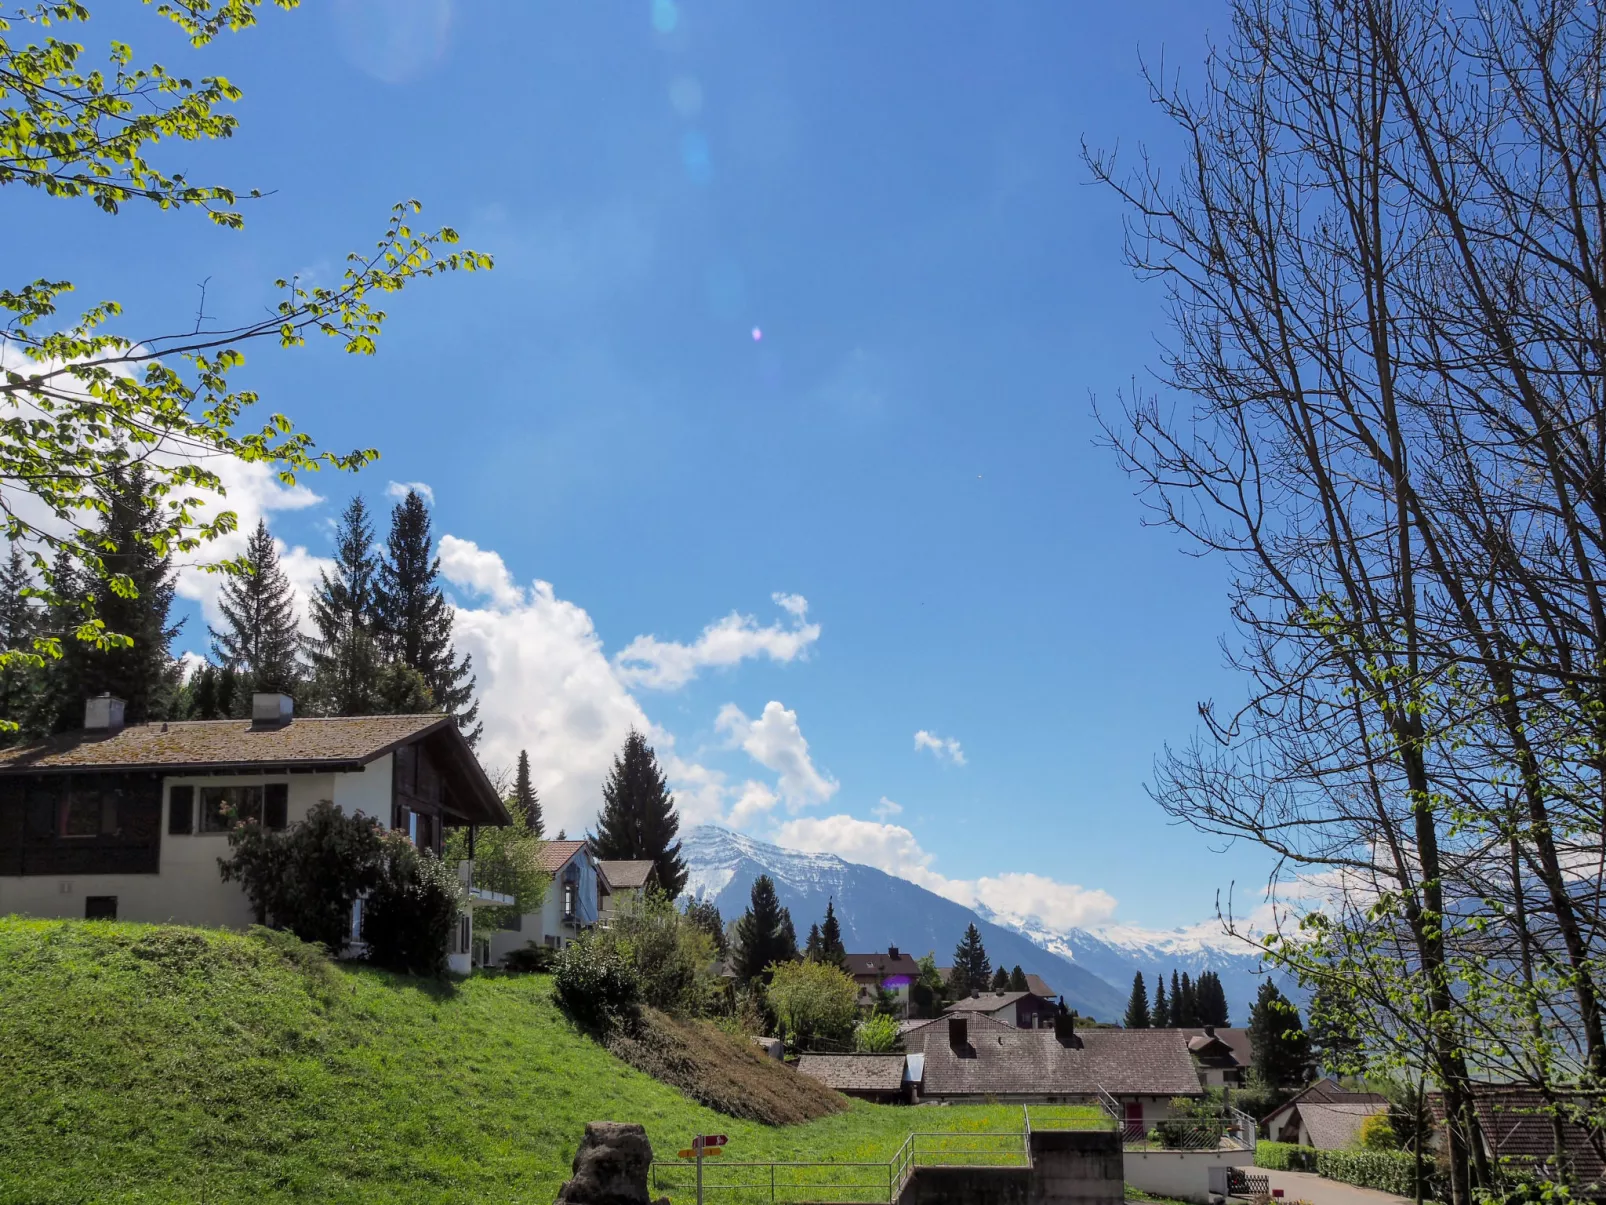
[678,1134,728,1204]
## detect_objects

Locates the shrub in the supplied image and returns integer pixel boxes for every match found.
[855,1013,901,1053]
[554,935,641,1031]
[1316,1148,1431,1196]
[1359,1111,1398,1150]
[443,798,550,931]
[218,801,382,951]
[609,891,719,1016]
[361,832,463,977]
[1257,1141,1318,1172]
[766,960,858,1051]
[502,942,555,973]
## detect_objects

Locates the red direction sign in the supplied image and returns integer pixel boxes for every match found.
[695,1134,728,1148]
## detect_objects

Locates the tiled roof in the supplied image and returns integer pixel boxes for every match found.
[944,991,1042,1015]
[539,840,590,873]
[1297,1102,1386,1150]
[904,1015,1204,1098]
[1430,1088,1606,1189]
[1182,1027,1253,1069]
[796,1055,907,1094]
[843,951,921,978]
[1263,1077,1388,1125]
[598,860,657,890]
[1025,974,1058,999]
[0,714,449,773]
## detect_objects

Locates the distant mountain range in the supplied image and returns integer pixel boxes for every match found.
[680,825,1289,1023]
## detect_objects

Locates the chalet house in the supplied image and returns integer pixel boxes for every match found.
[902,1013,1204,1124]
[844,946,921,1014]
[1182,1025,1253,1087]
[486,839,602,963]
[935,967,1063,1007]
[945,988,1059,1030]
[598,859,658,923]
[1263,1079,1389,1148]
[796,1054,915,1104]
[0,694,511,972]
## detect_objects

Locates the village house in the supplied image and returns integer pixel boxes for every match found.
[795,1053,916,1104]
[487,838,604,963]
[0,694,511,973]
[597,859,658,923]
[1262,1079,1390,1148]
[1430,1086,1605,1196]
[1181,1025,1253,1087]
[945,988,1060,1030]
[843,945,921,1014]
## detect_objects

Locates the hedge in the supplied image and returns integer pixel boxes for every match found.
[1316,1149,1434,1197]
[1256,1141,1318,1172]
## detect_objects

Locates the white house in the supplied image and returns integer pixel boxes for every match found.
[1262,1079,1390,1148]
[597,859,658,923]
[0,694,511,973]
[486,839,604,963]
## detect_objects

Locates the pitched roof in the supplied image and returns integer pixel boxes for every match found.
[1025,974,1058,999]
[1263,1077,1389,1124]
[843,951,920,979]
[1294,1102,1386,1150]
[944,990,1046,1016]
[1430,1087,1606,1190]
[1182,1027,1253,1068]
[0,713,510,825]
[539,840,590,874]
[903,1015,1204,1098]
[598,860,657,891]
[795,1054,907,1094]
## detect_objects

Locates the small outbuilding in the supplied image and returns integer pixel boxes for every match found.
[795,1054,912,1104]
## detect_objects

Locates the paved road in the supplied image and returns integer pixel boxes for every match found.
[1259,1168,1414,1205]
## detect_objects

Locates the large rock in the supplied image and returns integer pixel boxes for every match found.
[554,1122,669,1205]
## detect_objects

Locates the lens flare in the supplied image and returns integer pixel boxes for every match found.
[751,328,763,341]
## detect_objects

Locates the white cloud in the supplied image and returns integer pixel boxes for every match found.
[386,480,435,504]
[728,780,781,827]
[614,594,820,690]
[775,813,1118,930]
[914,729,966,766]
[439,534,524,610]
[873,796,903,820]
[716,700,838,809]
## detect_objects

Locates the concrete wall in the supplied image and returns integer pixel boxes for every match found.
[900,1166,1030,1204]
[894,1131,1123,1205]
[1123,1147,1254,1204]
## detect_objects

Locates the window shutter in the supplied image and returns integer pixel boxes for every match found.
[264,783,288,830]
[168,785,194,835]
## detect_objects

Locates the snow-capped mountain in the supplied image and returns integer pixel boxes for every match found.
[681,825,1288,1023]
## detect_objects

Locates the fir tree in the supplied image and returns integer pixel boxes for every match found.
[1009,966,1029,992]
[952,924,991,995]
[1124,971,1152,1029]
[1306,979,1362,1076]
[987,966,1008,991]
[210,519,301,698]
[1179,972,1198,1027]
[1151,975,1170,1028]
[592,729,687,896]
[184,662,242,720]
[1248,981,1313,1087]
[1169,970,1184,1027]
[514,749,543,837]
[804,921,823,961]
[374,489,480,742]
[0,543,38,734]
[819,898,846,967]
[732,875,795,982]
[1195,970,1231,1027]
[307,495,382,715]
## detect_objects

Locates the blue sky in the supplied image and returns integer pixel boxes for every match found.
[19,0,1280,935]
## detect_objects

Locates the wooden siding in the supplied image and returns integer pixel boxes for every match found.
[0,771,164,876]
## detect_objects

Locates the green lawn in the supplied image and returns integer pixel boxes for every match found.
[0,918,1090,1204]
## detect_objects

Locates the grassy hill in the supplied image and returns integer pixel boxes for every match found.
[0,918,1040,1204]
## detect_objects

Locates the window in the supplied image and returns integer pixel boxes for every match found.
[84,896,117,920]
[351,897,364,941]
[263,783,288,830]
[562,881,575,920]
[168,785,194,835]
[59,787,117,838]
[199,785,263,832]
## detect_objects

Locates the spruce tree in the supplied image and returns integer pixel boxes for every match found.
[1169,970,1184,1027]
[1151,975,1170,1028]
[1179,972,1198,1027]
[1248,981,1313,1087]
[804,922,823,961]
[1009,966,1029,992]
[1196,971,1231,1027]
[819,898,846,967]
[952,924,991,994]
[514,749,543,837]
[1124,971,1152,1028]
[592,729,687,896]
[0,544,38,734]
[987,966,1007,991]
[777,908,799,963]
[732,875,794,982]
[307,495,382,715]
[374,489,480,742]
[211,519,301,699]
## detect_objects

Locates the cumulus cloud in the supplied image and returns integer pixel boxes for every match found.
[439,534,524,610]
[872,796,903,820]
[914,730,965,766]
[775,813,1118,930]
[614,593,820,690]
[386,479,435,504]
[716,700,838,809]
[728,780,781,827]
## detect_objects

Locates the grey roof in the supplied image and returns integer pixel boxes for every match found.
[0,713,510,825]
[1296,1102,1386,1150]
[944,990,1043,1016]
[843,951,921,979]
[795,1054,906,1093]
[904,1015,1204,1098]
[598,860,657,890]
[1263,1077,1389,1125]
[1431,1088,1606,1190]
[1025,974,1058,999]
[1182,1027,1252,1068]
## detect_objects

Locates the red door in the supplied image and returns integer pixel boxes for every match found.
[1123,1101,1144,1139]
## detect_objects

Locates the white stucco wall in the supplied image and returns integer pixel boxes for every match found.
[0,765,384,929]
[1124,1148,1254,1203]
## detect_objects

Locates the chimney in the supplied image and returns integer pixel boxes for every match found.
[888,945,900,960]
[1204,1024,1216,1038]
[83,694,125,732]
[252,693,295,724]
[949,1016,968,1049]
[1054,1012,1080,1047]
